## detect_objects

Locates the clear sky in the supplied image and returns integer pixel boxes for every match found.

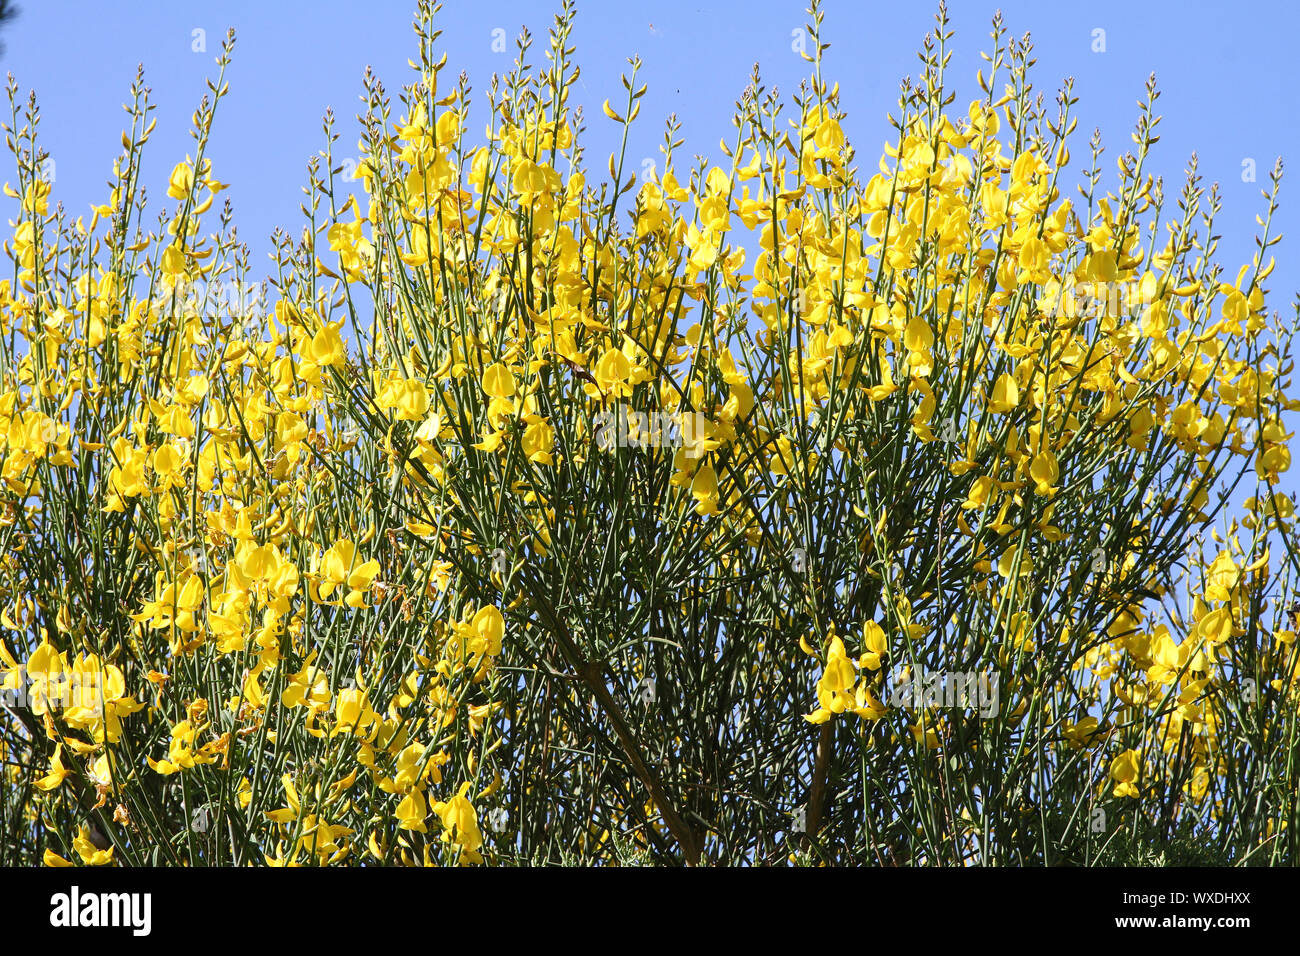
[3,0,1297,501]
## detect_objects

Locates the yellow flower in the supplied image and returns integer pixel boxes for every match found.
[1016,235,1050,281]
[807,636,858,721]
[34,743,73,791]
[393,378,431,421]
[482,362,515,399]
[469,605,505,659]
[594,347,632,396]
[160,243,187,277]
[521,417,555,465]
[1064,716,1101,749]
[857,620,888,671]
[25,639,68,716]
[690,464,720,516]
[317,539,381,606]
[1194,607,1234,645]
[1110,749,1141,798]
[333,688,379,738]
[43,848,75,867]
[167,160,195,199]
[432,782,483,854]
[987,373,1019,414]
[72,826,114,866]
[961,475,994,511]
[903,314,934,374]
[1029,450,1059,497]
[396,787,429,832]
[303,323,345,368]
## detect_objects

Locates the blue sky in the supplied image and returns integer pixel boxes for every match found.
[3,0,1297,502]
[5,1,1294,272]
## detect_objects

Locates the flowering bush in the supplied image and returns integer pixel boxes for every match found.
[1,1,1297,866]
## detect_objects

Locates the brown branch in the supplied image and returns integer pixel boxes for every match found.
[806,721,834,846]
[526,588,700,866]
[578,659,700,866]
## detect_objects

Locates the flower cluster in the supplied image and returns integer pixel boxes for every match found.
[1,2,1297,867]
